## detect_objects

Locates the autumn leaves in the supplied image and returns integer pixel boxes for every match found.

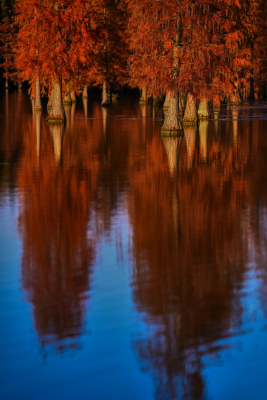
[1,1,266,129]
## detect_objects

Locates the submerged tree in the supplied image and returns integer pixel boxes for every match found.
[15,0,100,121]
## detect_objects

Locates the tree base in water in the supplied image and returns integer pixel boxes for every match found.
[47,117,65,124]
[183,119,198,126]
[161,127,183,137]
[198,114,209,120]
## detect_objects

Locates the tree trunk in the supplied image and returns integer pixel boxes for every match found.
[139,87,148,104]
[47,77,65,123]
[198,98,209,119]
[183,94,197,125]
[163,92,171,109]
[102,79,111,106]
[82,85,88,98]
[63,82,71,105]
[161,14,183,136]
[34,78,42,111]
[70,90,76,102]
[161,93,183,135]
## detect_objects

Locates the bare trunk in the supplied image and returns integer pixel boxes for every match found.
[184,125,197,168]
[139,87,148,104]
[102,79,111,106]
[183,94,197,125]
[198,99,209,119]
[82,85,88,98]
[163,92,171,109]
[34,78,42,111]
[199,120,209,161]
[161,93,183,135]
[70,90,76,102]
[63,82,71,104]
[47,78,65,123]
[50,124,64,165]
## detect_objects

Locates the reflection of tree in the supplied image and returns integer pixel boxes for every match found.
[128,116,267,399]
[17,109,107,351]
[0,92,30,204]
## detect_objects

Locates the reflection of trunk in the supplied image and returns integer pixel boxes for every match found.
[199,120,209,161]
[83,97,88,118]
[82,85,88,98]
[162,136,182,177]
[34,78,42,111]
[35,110,41,159]
[161,93,183,135]
[232,106,239,145]
[50,124,64,164]
[184,125,197,168]
[47,77,65,123]
[63,104,71,127]
[102,106,108,137]
[70,90,76,102]
[163,92,171,109]
[102,79,111,106]
[198,99,209,119]
[183,94,197,125]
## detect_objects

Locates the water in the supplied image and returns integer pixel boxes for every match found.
[0,92,267,400]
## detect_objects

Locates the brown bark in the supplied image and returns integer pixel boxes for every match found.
[139,87,148,104]
[47,77,65,123]
[183,94,197,125]
[102,79,111,106]
[161,15,183,135]
[34,78,42,111]
[70,90,76,102]
[161,93,183,135]
[198,99,209,119]
[82,85,88,98]
[63,82,71,105]
[163,92,171,109]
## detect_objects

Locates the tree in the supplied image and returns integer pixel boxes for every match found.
[15,0,100,121]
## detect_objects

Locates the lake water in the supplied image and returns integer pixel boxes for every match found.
[0,92,267,400]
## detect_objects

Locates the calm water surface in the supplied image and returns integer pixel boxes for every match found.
[0,92,267,400]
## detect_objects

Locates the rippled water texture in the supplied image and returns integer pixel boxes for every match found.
[0,92,267,400]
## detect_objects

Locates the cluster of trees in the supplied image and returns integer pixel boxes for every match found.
[0,0,266,130]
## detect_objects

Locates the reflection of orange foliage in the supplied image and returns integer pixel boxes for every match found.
[17,106,106,349]
[128,117,267,398]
